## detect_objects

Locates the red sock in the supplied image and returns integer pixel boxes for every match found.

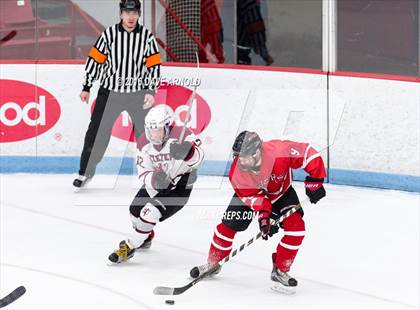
[208,223,236,265]
[275,213,305,272]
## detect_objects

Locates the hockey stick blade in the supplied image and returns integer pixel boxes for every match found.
[153,265,219,295]
[153,286,175,295]
[0,286,26,308]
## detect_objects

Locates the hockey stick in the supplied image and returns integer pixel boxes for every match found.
[153,199,309,295]
[0,286,26,308]
[164,53,200,184]
[178,52,200,143]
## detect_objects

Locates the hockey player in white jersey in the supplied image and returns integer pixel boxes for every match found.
[108,104,204,263]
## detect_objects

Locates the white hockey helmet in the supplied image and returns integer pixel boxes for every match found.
[144,104,174,145]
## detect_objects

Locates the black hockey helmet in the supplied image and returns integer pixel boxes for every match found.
[120,0,141,13]
[232,131,262,158]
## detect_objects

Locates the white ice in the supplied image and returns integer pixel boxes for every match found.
[1,174,419,309]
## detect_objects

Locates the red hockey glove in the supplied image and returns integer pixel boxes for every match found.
[170,141,194,160]
[304,176,326,204]
[258,210,279,240]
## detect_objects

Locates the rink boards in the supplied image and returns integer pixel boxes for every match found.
[0,64,419,191]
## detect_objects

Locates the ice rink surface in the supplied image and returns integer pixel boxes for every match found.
[1,174,419,309]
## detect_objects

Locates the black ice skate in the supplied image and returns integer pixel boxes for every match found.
[270,264,297,295]
[138,232,154,249]
[108,240,135,263]
[190,263,222,279]
[72,174,93,189]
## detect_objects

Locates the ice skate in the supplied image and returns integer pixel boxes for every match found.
[190,263,222,279]
[138,231,154,249]
[108,240,136,263]
[108,232,154,263]
[73,174,93,191]
[270,264,297,295]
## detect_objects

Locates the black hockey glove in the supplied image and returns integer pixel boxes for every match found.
[258,210,279,240]
[170,141,193,160]
[152,170,172,192]
[304,176,326,204]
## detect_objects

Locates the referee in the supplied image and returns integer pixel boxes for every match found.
[73,0,161,188]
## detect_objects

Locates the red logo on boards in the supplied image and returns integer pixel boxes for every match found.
[92,83,212,142]
[0,80,61,142]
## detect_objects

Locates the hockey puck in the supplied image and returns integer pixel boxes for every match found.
[165,300,175,305]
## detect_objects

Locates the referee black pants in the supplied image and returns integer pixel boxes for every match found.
[78,87,149,176]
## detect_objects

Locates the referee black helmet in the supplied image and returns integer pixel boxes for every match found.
[120,0,141,13]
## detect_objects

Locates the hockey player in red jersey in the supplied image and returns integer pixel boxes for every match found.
[108,104,204,263]
[190,131,326,292]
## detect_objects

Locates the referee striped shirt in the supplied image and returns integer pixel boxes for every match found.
[83,22,161,94]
